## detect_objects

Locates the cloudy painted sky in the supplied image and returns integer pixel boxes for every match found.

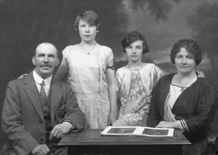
[116,0,218,73]
[0,0,218,83]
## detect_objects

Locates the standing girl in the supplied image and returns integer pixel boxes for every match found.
[56,10,117,129]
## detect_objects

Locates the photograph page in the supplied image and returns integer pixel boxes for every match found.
[101,126,139,135]
[101,126,174,137]
[134,127,174,137]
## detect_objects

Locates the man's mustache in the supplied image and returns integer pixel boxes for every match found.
[41,65,51,67]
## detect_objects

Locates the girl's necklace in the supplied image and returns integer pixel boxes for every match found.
[80,43,96,55]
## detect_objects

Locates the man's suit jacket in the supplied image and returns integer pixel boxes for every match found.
[2,71,85,155]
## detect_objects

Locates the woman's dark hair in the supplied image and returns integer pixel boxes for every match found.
[121,31,149,54]
[74,10,100,32]
[170,39,202,65]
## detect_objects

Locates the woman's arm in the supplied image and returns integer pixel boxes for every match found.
[184,83,217,133]
[106,58,118,125]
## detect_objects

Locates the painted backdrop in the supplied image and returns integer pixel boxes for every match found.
[1,0,218,149]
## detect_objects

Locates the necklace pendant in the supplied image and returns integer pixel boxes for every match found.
[80,43,97,55]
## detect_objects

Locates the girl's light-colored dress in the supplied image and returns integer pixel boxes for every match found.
[62,43,113,129]
[113,63,164,126]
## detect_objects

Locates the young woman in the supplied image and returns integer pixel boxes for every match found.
[147,39,218,154]
[113,31,165,126]
[55,10,117,129]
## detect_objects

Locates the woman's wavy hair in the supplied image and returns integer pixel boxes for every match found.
[170,39,202,65]
[74,10,100,32]
[121,31,149,54]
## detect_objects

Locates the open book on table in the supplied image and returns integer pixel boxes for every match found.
[100,126,174,137]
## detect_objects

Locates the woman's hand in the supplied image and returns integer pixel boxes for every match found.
[156,121,178,128]
[108,113,117,125]
[17,73,28,79]
[196,71,205,78]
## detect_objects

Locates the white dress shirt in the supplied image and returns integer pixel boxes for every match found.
[33,70,52,96]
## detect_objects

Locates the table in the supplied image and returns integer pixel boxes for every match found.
[58,129,191,155]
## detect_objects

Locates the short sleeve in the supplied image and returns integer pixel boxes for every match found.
[152,64,165,85]
[62,46,72,64]
[106,47,114,63]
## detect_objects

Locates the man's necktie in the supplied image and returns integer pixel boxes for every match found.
[40,80,47,99]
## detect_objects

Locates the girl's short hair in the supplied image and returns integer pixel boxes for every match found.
[74,10,100,32]
[121,31,149,54]
[170,39,202,65]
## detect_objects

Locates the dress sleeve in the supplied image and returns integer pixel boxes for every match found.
[106,47,114,63]
[152,65,165,86]
[185,82,218,133]
[62,46,71,64]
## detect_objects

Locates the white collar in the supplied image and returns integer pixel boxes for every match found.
[33,70,52,86]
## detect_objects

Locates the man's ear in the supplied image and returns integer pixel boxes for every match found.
[32,56,36,65]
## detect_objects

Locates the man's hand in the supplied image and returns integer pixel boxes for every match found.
[50,122,73,141]
[32,144,50,155]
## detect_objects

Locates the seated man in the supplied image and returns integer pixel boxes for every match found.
[1,43,85,155]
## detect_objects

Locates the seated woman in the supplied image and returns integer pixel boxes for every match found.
[147,39,218,155]
[113,31,165,126]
